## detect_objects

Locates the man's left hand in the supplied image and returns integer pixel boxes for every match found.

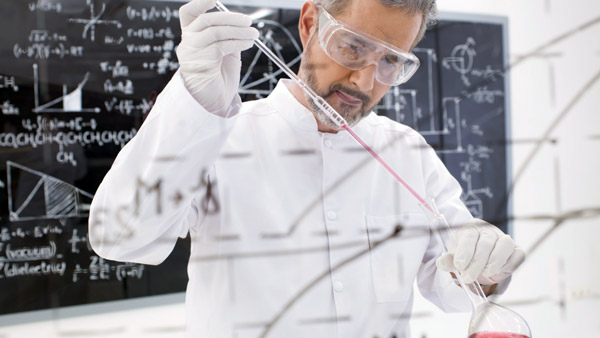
[436,219,526,285]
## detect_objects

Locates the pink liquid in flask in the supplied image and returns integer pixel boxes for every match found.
[469,333,530,338]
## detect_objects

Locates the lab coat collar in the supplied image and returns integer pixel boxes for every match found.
[268,79,372,143]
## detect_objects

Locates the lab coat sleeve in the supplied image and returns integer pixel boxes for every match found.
[88,71,239,265]
[415,136,474,312]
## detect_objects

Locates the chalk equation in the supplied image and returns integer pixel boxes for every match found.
[73,256,144,282]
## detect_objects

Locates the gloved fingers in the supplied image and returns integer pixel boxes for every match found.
[214,38,257,57]
[452,225,479,271]
[459,227,498,284]
[482,234,514,278]
[182,26,259,49]
[185,12,254,33]
[180,0,217,29]
[179,41,250,68]
[435,252,455,272]
[500,245,526,274]
[476,275,498,285]
[176,44,220,73]
[485,242,525,284]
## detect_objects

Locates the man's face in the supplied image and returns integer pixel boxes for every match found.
[300,0,422,132]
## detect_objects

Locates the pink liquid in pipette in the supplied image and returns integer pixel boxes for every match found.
[469,332,530,338]
[341,124,435,213]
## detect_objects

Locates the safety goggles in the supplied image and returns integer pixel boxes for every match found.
[316,5,420,86]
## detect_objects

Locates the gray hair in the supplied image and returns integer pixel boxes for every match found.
[315,0,437,47]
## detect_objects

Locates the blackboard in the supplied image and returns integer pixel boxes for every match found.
[0,0,510,317]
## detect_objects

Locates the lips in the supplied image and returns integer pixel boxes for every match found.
[335,90,362,105]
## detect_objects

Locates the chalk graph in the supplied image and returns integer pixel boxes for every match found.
[68,0,122,42]
[443,37,477,87]
[239,20,303,98]
[6,161,93,222]
[32,63,101,114]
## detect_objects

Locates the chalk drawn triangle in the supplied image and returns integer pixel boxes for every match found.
[6,161,93,222]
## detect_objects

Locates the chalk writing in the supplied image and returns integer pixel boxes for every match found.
[2,242,57,262]
[100,60,130,78]
[68,229,87,254]
[0,226,63,242]
[0,75,19,92]
[104,97,153,115]
[0,0,186,315]
[104,79,134,95]
[467,86,505,104]
[22,116,98,133]
[115,263,144,281]
[471,65,504,82]
[104,35,125,45]
[1,101,19,116]
[0,261,67,278]
[13,42,84,60]
[127,27,175,40]
[28,0,62,13]
[126,6,179,23]
[72,256,145,282]
[143,56,179,75]
[0,128,137,150]
[126,40,175,54]
[29,30,68,43]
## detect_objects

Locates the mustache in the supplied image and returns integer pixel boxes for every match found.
[325,84,371,106]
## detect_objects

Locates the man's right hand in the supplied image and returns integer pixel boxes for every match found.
[176,0,259,117]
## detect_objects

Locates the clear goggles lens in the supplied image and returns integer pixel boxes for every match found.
[317,6,420,86]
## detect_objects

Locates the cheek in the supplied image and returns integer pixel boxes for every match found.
[372,83,391,102]
[310,45,353,81]
[321,63,354,85]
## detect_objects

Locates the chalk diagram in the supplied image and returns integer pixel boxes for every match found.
[239,20,303,98]
[32,63,101,114]
[6,161,93,222]
[459,145,494,218]
[442,37,476,87]
[376,47,466,154]
[68,0,122,42]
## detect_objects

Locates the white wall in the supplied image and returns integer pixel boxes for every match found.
[0,0,598,337]
[410,0,600,337]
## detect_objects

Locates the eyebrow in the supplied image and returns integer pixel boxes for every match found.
[348,35,377,50]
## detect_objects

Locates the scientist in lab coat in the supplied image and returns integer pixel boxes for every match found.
[89,0,525,336]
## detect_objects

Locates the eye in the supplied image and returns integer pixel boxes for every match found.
[340,42,364,60]
[383,54,400,65]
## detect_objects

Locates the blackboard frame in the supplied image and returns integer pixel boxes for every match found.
[0,0,512,326]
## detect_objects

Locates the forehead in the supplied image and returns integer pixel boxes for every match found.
[331,0,422,52]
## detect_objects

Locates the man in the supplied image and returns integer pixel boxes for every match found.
[89,0,525,337]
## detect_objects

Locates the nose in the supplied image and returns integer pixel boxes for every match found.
[349,64,377,92]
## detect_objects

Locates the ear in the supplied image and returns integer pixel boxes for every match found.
[298,1,318,49]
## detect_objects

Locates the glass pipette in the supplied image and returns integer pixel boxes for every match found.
[214,2,531,336]
[215,0,486,296]
[214,0,435,215]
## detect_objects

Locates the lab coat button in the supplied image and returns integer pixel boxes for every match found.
[326,211,337,220]
[324,139,333,148]
[333,281,344,292]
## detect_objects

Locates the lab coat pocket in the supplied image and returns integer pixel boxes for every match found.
[365,213,431,303]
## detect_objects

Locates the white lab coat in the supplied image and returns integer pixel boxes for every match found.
[89,72,474,338]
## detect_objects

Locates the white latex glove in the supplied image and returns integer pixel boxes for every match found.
[437,219,526,285]
[176,0,259,116]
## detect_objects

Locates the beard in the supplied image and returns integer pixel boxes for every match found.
[301,38,375,130]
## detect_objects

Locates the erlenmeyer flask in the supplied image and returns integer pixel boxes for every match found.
[419,198,532,338]
[468,301,531,338]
